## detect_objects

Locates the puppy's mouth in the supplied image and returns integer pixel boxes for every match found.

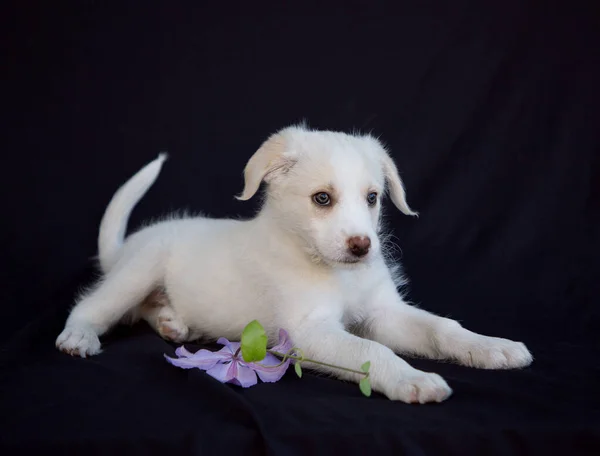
[330,253,373,267]
[336,258,362,264]
[309,245,374,267]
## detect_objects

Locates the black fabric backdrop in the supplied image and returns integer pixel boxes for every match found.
[1,1,599,455]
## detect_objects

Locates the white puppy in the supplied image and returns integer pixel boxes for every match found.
[56,125,532,403]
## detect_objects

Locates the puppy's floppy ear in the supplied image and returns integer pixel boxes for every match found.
[235,131,296,201]
[380,150,419,217]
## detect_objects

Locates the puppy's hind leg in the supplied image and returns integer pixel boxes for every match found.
[138,288,191,343]
[56,239,166,357]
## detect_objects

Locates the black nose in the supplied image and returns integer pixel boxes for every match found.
[347,236,371,257]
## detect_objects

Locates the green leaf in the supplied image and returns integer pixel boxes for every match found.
[360,361,371,373]
[359,377,372,397]
[294,362,303,378]
[240,320,268,362]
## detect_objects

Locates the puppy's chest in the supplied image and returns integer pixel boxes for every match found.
[336,271,374,312]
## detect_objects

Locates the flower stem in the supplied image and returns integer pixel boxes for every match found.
[267,349,369,378]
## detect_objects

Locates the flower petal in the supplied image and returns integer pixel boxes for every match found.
[205,361,236,383]
[190,347,231,362]
[175,346,196,358]
[164,353,220,371]
[251,353,291,383]
[216,338,241,355]
[231,364,258,388]
[270,329,293,354]
[227,341,241,353]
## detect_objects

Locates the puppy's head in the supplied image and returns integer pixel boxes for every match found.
[237,125,417,266]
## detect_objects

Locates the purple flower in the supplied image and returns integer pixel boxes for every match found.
[165,329,294,387]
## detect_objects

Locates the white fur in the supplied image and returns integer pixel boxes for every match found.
[56,125,533,403]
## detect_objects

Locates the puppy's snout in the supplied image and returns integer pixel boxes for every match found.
[347,236,371,257]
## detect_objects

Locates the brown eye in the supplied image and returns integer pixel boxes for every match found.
[367,192,378,207]
[313,192,331,206]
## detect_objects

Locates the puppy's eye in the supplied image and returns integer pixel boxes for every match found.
[367,192,378,207]
[313,192,331,206]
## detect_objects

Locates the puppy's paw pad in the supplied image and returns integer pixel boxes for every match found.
[157,316,189,343]
[56,326,101,357]
[391,371,453,404]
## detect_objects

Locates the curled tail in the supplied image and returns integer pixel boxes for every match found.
[98,153,168,273]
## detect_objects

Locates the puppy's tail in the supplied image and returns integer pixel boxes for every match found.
[97,153,168,273]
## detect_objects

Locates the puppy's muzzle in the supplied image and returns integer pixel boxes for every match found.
[347,236,371,258]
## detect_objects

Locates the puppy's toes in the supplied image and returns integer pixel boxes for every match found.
[499,340,533,368]
[462,336,533,369]
[157,316,189,343]
[56,325,101,357]
[391,371,453,404]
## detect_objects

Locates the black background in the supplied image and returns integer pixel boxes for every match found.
[1,1,599,454]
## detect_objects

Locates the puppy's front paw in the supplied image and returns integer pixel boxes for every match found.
[56,325,101,358]
[388,371,453,404]
[460,335,533,369]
